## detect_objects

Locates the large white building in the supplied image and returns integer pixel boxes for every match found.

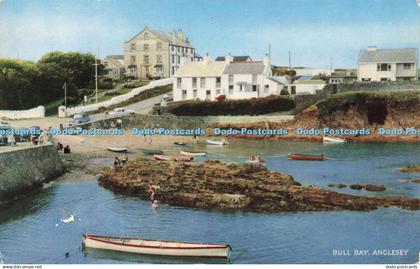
[357,47,418,81]
[173,54,288,101]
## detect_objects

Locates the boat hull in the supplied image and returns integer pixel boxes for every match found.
[180,151,207,157]
[107,147,129,153]
[288,153,324,161]
[83,234,230,259]
[206,139,228,145]
[323,136,345,143]
[154,154,193,162]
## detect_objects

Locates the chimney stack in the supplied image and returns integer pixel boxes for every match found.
[171,30,176,44]
[203,52,209,64]
[178,29,184,43]
[367,46,377,52]
[263,53,272,76]
[225,53,233,63]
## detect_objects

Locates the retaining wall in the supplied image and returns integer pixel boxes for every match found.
[0,144,64,202]
[0,106,45,120]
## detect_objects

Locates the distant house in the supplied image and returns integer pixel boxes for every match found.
[357,47,418,81]
[329,69,357,84]
[123,26,201,80]
[103,55,125,80]
[292,68,333,77]
[289,76,326,95]
[215,55,252,62]
[173,54,286,101]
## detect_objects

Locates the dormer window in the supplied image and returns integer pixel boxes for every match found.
[144,33,148,40]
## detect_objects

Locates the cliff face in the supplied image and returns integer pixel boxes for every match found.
[0,145,64,202]
[99,158,420,212]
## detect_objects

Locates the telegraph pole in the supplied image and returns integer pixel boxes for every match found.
[94,58,98,103]
[288,51,292,77]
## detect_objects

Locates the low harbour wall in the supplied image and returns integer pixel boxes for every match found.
[79,114,294,130]
[0,106,45,120]
[0,144,64,202]
[337,81,420,93]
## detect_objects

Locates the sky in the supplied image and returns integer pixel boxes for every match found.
[0,0,419,68]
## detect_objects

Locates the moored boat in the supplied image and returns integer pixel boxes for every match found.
[174,142,187,146]
[206,139,228,145]
[82,234,231,259]
[154,154,193,162]
[107,147,129,153]
[288,153,324,161]
[180,150,207,157]
[139,148,164,155]
[323,136,346,143]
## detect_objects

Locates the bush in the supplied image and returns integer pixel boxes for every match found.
[165,95,295,116]
[280,88,289,95]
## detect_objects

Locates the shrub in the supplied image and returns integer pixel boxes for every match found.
[165,95,295,116]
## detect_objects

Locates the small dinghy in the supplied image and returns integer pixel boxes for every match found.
[139,148,164,155]
[174,142,187,146]
[206,139,228,145]
[180,150,207,157]
[246,156,266,164]
[323,136,346,143]
[82,234,231,259]
[288,153,324,161]
[154,154,193,162]
[107,147,129,153]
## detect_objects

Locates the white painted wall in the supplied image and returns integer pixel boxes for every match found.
[0,106,45,119]
[61,78,172,117]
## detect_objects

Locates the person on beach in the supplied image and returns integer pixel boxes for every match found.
[57,142,63,151]
[31,135,38,145]
[121,155,128,165]
[116,118,122,129]
[114,157,121,166]
[148,185,160,201]
[64,145,71,154]
[7,134,16,146]
[151,200,159,208]
[193,134,198,144]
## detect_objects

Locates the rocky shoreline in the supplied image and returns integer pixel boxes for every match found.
[99,158,420,212]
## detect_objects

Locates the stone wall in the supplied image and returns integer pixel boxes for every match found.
[0,144,64,202]
[337,81,420,93]
[0,106,45,120]
[78,114,294,130]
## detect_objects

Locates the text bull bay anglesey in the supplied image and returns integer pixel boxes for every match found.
[332,249,409,256]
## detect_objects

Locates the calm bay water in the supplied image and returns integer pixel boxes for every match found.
[0,141,419,264]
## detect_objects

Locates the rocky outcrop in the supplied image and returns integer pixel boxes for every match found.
[400,165,420,173]
[99,158,420,212]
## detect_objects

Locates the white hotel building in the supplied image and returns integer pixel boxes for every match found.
[173,54,288,101]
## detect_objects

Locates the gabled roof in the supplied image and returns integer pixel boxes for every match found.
[359,48,418,63]
[215,55,252,62]
[105,55,124,60]
[223,62,264,75]
[126,27,190,46]
[175,61,228,77]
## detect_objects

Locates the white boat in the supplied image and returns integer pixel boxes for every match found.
[180,150,207,157]
[107,146,129,153]
[206,139,228,145]
[323,136,346,143]
[83,234,231,259]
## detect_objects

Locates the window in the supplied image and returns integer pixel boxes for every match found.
[216,77,221,88]
[228,85,233,94]
[193,89,197,98]
[172,67,176,75]
[200,77,206,88]
[216,89,221,95]
[252,85,257,92]
[182,90,187,99]
[130,43,136,52]
[130,56,136,64]
[228,75,233,85]
[143,55,149,64]
[171,46,174,52]
[156,55,162,63]
[192,77,197,88]
[291,86,296,95]
[156,42,162,50]
[380,78,389,81]
[177,56,180,64]
[144,44,149,51]
[377,63,391,71]
[403,63,412,70]
[264,85,269,93]
[177,78,182,88]
[171,55,175,64]
[206,90,211,99]
[178,47,181,53]
[144,33,148,39]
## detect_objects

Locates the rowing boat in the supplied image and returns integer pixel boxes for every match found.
[288,153,324,161]
[206,139,228,145]
[323,136,346,143]
[82,234,231,259]
[174,142,187,146]
[107,147,129,153]
[154,154,193,162]
[180,150,207,157]
[139,148,164,155]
